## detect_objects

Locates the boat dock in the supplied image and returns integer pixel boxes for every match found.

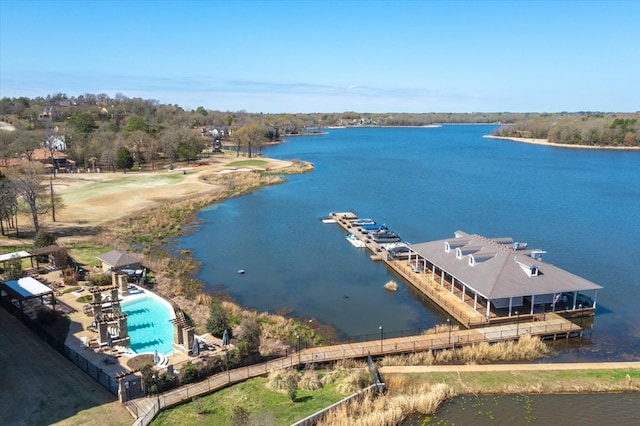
[329,212,589,332]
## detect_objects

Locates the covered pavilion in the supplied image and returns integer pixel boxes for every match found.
[407,230,602,322]
[1,276,56,317]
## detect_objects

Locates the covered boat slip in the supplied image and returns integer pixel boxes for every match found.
[331,213,602,329]
[407,231,601,326]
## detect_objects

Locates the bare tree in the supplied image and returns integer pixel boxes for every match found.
[0,172,19,236]
[12,166,50,233]
[232,123,267,158]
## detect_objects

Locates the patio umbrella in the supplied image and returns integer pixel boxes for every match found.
[222,329,229,346]
[154,349,159,365]
[192,338,199,356]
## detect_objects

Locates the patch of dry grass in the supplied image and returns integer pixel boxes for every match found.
[318,383,455,426]
[299,368,323,391]
[379,334,551,367]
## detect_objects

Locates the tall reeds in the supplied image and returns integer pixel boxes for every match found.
[380,334,551,367]
[318,383,455,426]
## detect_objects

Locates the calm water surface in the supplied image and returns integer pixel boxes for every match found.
[407,392,640,425]
[178,126,640,361]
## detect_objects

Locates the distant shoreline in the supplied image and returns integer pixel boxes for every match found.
[484,135,640,151]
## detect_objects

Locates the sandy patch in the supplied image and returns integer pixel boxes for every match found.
[217,167,253,174]
[484,135,640,150]
[0,121,16,131]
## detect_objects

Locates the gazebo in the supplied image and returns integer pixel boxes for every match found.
[1,276,56,317]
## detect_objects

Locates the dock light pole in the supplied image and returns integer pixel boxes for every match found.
[297,335,301,365]
[154,372,160,407]
[515,311,520,336]
[446,318,451,345]
[579,304,584,341]
[225,350,230,382]
[379,326,384,353]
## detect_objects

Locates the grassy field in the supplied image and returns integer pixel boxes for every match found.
[59,173,188,205]
[152,376,347,426]
[66,244,112,268]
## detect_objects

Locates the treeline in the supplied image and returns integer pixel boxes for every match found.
[1,95,638,174]
[0,93,536,174]
[493,113,640,147]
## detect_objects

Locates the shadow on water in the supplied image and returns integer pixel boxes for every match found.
[123,307,151,316]
[128,322,154,332]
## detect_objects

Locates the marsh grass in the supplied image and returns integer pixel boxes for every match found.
[392,369,640,395]
[379,334,551,367]
[299,369,323,391]
[318,383,455,426]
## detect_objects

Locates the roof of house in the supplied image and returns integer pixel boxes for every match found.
[96,250,141,268]
[409,231,602,300]
[29,147,68,161]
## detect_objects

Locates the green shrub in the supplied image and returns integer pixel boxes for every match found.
[180,363,198,385]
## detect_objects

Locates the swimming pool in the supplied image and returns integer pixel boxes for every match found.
[121,291,175,355]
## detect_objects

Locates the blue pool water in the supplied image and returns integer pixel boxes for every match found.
[121,294,174,355]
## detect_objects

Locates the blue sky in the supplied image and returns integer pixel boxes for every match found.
[1,0,639,113]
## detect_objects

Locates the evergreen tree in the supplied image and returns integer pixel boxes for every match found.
[206,302,230,337]
[115,146,134,172]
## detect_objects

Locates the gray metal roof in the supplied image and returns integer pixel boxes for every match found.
[410,231,602,300]
[96,250,141,269]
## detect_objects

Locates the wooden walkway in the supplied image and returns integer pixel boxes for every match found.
[128,314,582,424]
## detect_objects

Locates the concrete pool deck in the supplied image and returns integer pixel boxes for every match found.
[58,278,216,378]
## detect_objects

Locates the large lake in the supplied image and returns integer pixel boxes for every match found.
[178,125,640,361]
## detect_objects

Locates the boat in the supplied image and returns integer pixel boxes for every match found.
[387,244,411,259]
[320,216,337,224]
[237,269,245,274]
[346,234,366,248]
[361,223,387,233]
[371,230,401,243]
[351,218,375,226]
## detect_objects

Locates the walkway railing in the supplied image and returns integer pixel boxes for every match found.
[126,314,581,424]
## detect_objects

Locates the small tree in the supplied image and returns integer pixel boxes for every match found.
[33,229,56,249]
[115,146,134,173]
[3,256,24,280]
[206,302,231,338]
[286,373,298,402]
[237,317,261,356]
